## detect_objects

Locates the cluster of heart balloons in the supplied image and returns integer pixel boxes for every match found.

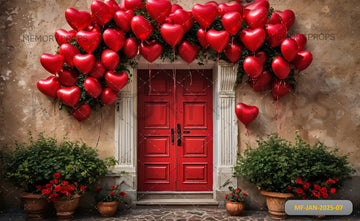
[37,0,313,122]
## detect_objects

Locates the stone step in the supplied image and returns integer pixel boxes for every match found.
[137,191,214,200]
[135,198,219,209]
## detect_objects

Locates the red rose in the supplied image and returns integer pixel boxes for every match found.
[330,188,336,194]
[54,185,61,192]
[326,179,335,185]
[296,188,304,194]
[225,194,228,199]
[230,193,235,196]
[334,177,339,182]
[66,192,71,197]
[41,189,49,195]
[62,181,69,186]
[236,196,239,199]
[314,184,321,190]
[288,186,292,192]
[50,179,58,185]
[110,192,115,196]
[61,186,68,194]
[80,185,86,191]
[323,193,328,199]
[96,186,102,191]
[74,182,78,186]
[243,193,248,197]
[54,172,61,179]
[320,187,327,194]
[120,192,126,196]
[236,188,241,192]
[303,182,310,190]
[46,184,52,189]
[54,193,59,198]
[36,185,42,191]
[296,178,302,184]
[312,190,321,198]
[111,185,117,190]
[68,185,75,191]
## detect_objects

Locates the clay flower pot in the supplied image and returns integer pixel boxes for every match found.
[225,200,245,216]
[97,201,119,217]
[21,193,50,220]
[261,191,294,220]
[53,194,80,220]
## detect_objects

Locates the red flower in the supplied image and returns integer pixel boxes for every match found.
[61,186,68,194]
[54,185,61,192]
[303,182,310,190]
[46,184,52,189]
[120,192,126,196]
[50,179,58,185]
[243,193,248,197]
[236,196,239,199]
[312,190,321,198]
[111,185,117,190]
[288,186,292,192]
[66,192,71,197]
[41,189,49,195]
[230,193,235,196]
[330,188,336,194]
[96,186,102,191]
[326,179,336,185]
[110,192,115,196]
[296,188,304,194]
[225,194,228,199]
[314,184,321,190]
[54,172,61,179]
[68,185,75,191]
[36,185,42,191]
[80,186,86,191]
[320,187,327,194]
[62,181,69,186]
[74,182,78,186]
[323,193,329,199]
[236,188,241,192]
[334,177,339,182]
[296,178,302,184]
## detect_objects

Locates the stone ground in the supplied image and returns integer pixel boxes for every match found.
[0,208,359,221]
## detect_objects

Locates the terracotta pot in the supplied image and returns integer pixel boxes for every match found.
[53,194,80,220]
[21,193,50,220]
[225,200,245,216]
[261,191,294,220]
[97,201,119,217]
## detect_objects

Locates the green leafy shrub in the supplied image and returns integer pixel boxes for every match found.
[234,134,354,193]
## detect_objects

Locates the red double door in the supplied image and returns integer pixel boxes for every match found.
[137,69,213,191]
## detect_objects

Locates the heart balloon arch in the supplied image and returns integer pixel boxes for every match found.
[37,0,312,127]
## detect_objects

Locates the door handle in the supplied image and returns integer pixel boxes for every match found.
[177,123,181,146]
[171,128,174,145]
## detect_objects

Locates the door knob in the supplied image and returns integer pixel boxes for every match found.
[177,123,181,146]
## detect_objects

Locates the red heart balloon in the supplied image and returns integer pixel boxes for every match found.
[89,61,106,79]
[105,71,129,92]
[197,28,209,49]
[40,54,64,75]
[192,4,217,29]
[205,1,218,8]
[222,12,242,36]
[65,8,92,31]
[272,56,290,79]
[249,70,272,91]
[173,9,194,33]
[255,51,268,65]
[59,43,80,67]
[160,24,184,47]
[55,29,76,46]
[84,77,102,98]
[171,4,183,13]
[244,0,270,12]
[178,41,199,63]
[243,56,263,78]
[91,0,114,26]
[267,12,281,24]
[140,40,163,63]
[280,10,295,30]
[265,23,287,47]
[165,14,175,24]
[131,15,153,41]
[240,28,265,52]
[114,10,133,32]
[73,54,95,74]
[245,7,268,29]
[293,50,313,71]
[101,49,119,70]
[76,30,101,53]
[58,68,79,86]
[123,38,139,58]
[103,29,125,52]
[125,0,144,10]
[235,102,259,126]
[206,30,230,52]
[224,43,243,64]
[72,103,91,121]
[37,76,61,99]
[272,80,291,100]
[105,0,121,12]
[57,86,81,107]
[291,33,307,51]
[146,0,171,24]
[101,88,118,105]
[218,2,243,17]
[281,38,298,62]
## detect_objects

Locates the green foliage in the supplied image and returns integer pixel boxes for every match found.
[4,134,117,193]
[234,134,354,193]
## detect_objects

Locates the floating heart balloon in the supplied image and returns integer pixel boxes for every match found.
[57,86,81,107]
[291,33,307,51]
[84,77,102,98]
[125,0,144,10]
[72,103,91,121]
[165,14,175,24]
[249,70,272,91]
[58,68,79,86]
[140,40,163,63]
[104,0,121,12]
[205,1,218,8]
[293,51,313,71]
[178,41,199,63]
[101,88,118,105]
[265,23,287,47]
[224,43,243,64]
[114,10,133,32]
[160,24,184,47]
[206,30,230,52]
[171,4,183,13]
[131,16,153,41]
[272,56,290,79]
[59,43,80,67]
[89,61,106,79]
[235,102,259,126]
[40,54,64,74]
[173,9,194,33]
[37,76,61,99]
[197,28,208,49]
[222,12,242,35]
[76,30,101,53]
[244,0,270,12]
[55,29,76,46]
[146,0,172,24]
[240,28,265,52]
[123,38,139,58]
[101,49,119,70]
[192,4,217,29]
[267,12,281,24]
[281,38,298,62]
[73,54,95,74]
[272,80,291,100]
[65,8,92,31]
[280,10,295,30]
[103,29,125,52]
[91,0,114,26]
[255,51,268,65]
[245,7,268,29]
[105,71,129,92]
[243,56,263,78]
[218,2,243,17]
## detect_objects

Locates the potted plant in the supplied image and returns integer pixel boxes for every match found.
[224,186,247,216]
[95,185,126,217]
[234,134,354,220]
